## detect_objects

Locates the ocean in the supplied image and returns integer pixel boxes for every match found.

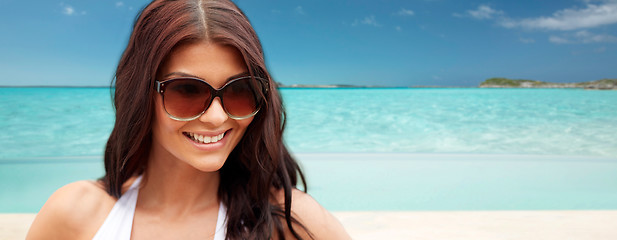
[2,88,617,158]
[1,87,617,212]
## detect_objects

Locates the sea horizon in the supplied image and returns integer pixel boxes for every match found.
[2,87,616,159]
[2,82,617,213]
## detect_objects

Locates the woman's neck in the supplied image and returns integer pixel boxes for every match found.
[138,147,221,217]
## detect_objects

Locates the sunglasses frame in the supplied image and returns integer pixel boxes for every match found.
[155,76,268,121]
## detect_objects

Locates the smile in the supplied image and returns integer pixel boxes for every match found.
[183,131,226,144]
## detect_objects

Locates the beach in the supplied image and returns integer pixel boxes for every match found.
[2,89,617,238]
[3,211,617,239]
[3,0,617,237]
[3,154,617,240]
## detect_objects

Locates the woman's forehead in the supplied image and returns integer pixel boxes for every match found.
[158,42,247,88]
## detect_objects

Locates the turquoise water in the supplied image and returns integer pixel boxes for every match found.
[283,88,617,156]
[1,88,617,212]
[2,88,617,158]
[3,154,617,212]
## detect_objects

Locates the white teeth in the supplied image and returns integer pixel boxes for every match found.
[188,132,225,144]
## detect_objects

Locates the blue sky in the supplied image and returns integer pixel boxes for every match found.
[1,0,616,87]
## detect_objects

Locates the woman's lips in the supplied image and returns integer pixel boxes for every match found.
[184,131,225,144]
[183,130,231,151]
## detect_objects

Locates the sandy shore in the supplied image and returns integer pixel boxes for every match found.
[3,210,616,240]
[335,211,617,240]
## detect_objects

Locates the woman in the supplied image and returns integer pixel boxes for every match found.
[27,0,350,239]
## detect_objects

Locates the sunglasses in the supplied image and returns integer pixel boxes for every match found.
[155,76,268,121]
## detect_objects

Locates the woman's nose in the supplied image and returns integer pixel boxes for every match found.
[199,97,228,126]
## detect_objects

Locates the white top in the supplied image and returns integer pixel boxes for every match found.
[92,176,228,240]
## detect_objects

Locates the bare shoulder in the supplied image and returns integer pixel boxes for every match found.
[26,180,116,240]
[273,188,351,240]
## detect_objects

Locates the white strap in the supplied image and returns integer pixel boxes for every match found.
[213,201,228,240]
[92,176,228,240]
[92,176,142,240]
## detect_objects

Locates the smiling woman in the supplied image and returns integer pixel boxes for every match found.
[151,43,257,174]
[25,0,349,239]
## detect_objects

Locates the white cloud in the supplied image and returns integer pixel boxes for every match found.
[468,5,503,20]
[519,37,535,43]
[395,26,402,32]
[396,8,415,16]
[549,30,617,44]
[63,6,75,15]
[500,0,617,30]
[549,36,572,44]
[352,15,381,27]
[595,46,607,53]
[116,2,124,8]
[60,3,85,16]
[295,6,305,15]
[460,2,617,44]
[576,30,617,43]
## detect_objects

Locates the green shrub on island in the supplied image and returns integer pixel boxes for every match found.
[480,78,544,87]
[480,78,616,89]
[575,79,617,88]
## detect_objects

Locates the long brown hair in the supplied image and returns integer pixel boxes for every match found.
[102,0,309,239]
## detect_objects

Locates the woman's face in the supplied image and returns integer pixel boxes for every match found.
[151,41,253,172]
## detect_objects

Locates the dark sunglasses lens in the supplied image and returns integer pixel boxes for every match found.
[222,78,263,117]
[163,79,212,119]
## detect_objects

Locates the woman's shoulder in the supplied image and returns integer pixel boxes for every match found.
[272,188,351,240]
[26,179,117,239]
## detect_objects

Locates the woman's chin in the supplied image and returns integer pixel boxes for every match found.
[187,155,227,173]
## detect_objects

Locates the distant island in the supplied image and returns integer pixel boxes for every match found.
[277,78,617,89]
[479,78,617,90]
[276,83,389,88]
[2,78,615,89]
